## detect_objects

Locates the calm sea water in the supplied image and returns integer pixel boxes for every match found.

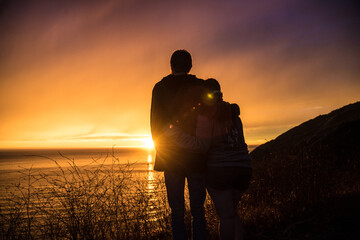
[0,146,256,196]
[0,148,156,186]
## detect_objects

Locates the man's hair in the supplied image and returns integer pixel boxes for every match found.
[170,50,192,74]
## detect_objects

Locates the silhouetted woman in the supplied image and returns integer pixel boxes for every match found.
[164,78,252,240]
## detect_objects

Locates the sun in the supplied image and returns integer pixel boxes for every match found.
[143,137,155,149]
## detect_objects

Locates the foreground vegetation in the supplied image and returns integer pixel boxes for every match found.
[0,152,221,239]
[244,148,360,240]
[0,153,171,239]
[1,147,359,239]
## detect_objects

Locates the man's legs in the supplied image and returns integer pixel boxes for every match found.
[164,171,187,240]
[187,172,207,240]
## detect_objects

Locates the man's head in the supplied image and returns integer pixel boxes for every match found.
[170,50,192,74]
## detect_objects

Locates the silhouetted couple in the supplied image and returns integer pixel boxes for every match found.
[151,50,252,240]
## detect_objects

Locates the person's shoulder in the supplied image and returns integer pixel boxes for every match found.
[213,101,230,118]
[162,74,173,81]
[220,102,240,112]
[158,74,173,84]
[155,74,204,89]
[220,101,232,109]
[153,74,172,89]
[187,74,205,83]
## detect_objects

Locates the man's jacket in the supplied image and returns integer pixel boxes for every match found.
[150,74,205,172]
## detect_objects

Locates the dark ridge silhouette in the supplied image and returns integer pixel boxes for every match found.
[247,101,360,239]
[251,101,360,166]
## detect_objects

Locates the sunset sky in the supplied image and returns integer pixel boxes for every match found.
[0,0,359,149]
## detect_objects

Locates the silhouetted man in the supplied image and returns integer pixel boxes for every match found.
[150,50,206,240]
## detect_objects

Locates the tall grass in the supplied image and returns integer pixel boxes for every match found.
[241,147,360,239]
[1,147,358,239]
[0,152,175,239]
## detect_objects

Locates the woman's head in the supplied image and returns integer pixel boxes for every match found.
[205,78,223,102]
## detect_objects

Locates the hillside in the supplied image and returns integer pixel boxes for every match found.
[251,101,360,165]
[245,102,360,239]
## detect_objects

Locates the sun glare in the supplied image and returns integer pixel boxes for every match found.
[143,137,155,149]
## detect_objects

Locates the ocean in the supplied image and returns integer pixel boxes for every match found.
[0,148,159,195]
[0,146,257,188]
[0,148,161,211]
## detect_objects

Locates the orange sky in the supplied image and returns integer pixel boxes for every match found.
[0,0,359,149]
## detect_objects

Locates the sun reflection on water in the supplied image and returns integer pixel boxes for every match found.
[147,154,154,191]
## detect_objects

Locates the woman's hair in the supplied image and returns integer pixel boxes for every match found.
[205,78,221,91]
[205,78,222,102]
[231,103,240,116]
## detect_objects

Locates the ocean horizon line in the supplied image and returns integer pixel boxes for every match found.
[0,145,259,151]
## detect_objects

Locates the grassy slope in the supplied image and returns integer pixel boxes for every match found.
[245,101,360,239]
